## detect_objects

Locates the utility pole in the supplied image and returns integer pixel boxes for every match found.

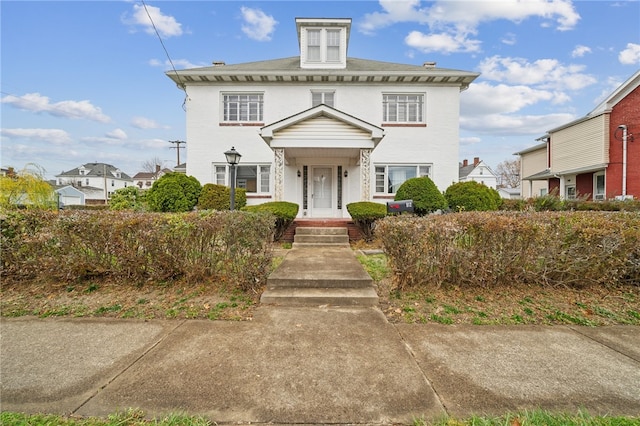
[169,140,186,167]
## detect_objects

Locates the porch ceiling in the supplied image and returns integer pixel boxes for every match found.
[285,147,361,162]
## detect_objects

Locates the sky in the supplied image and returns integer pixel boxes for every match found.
[2,0,640,180]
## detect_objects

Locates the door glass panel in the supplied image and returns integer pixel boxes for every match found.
[313,168,332,209]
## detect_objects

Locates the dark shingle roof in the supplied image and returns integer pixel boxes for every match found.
[56,163,132,180]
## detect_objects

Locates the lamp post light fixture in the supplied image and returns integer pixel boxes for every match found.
[224,147,242,210]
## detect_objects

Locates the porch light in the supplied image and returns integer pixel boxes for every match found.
[344,170,348,178]
[224,147,242,210]
[297,170,301,178]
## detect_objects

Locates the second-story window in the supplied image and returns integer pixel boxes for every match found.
[304,28,342,64]
[223,93,263,123]
[312,90,335,107]
[383,94,424,123]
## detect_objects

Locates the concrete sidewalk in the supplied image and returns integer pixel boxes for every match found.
[2,311,640,423]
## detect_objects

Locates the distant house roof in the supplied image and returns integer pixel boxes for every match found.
[458,164,476,180]
[56,162,132,180]
[132,168,172,180]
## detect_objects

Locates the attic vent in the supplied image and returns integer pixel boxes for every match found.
[212,61,226,66]
[423,61,436,69]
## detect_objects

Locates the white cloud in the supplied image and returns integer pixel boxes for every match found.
[478,56,596,90]
[126,4,183,38]
[1,128,72,145]
[360,0,580,54]
[462,82,560,116]
[461,112,576,136]
[131,116,167,129]
[405,30,481,54]
[619,43,640,65]
[501,33,517,46]
[106,128,127,140]
[148,58,204,69]
[240,7,277,41]
[571,45,592,58]
[460,136,482,146]
[1,93,110,123]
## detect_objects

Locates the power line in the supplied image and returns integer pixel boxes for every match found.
[140,0,189,110]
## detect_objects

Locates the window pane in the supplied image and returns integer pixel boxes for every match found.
[237,165,258,193]
[307,30,321,61]
[215,166,226,185]
[383,94,424,123]
[260,166,270,193]
[223,94,262,122]
[388,166,417,193]
[419,165,431,177]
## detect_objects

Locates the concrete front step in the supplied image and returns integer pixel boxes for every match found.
[266,275,373,289]
[260,287,379,307]
[295,227,347,235]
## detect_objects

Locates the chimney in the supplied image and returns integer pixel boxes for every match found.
[462,159,468,167]
[473,157,480,166]
[155,164,161,173]
[212,61,226,67]
[423,61,436,69]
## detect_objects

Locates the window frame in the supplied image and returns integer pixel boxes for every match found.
[222,93,264,123]
[374,164,432,195]
[311,90,335,107]
[382,93,425,124]
[215,164,271,195]
[593,172,605,201]
[304,28,343,64]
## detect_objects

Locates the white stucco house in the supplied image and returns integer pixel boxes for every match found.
[55,162,133,204]
[167,17,479,218]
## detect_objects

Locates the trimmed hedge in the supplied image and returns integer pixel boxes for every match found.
[395,177,447,215]
[243,201,299,241]
[445,181,502,211]
[376,211,640,290]
[346,201,387,242]
[147,173,202,212]
[1,210,274,292]
[198,184,247,211]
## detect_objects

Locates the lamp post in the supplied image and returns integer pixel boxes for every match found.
[224,147,242,210]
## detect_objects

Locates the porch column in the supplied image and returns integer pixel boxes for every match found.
[274,148,285,201]
[360,148,372,200]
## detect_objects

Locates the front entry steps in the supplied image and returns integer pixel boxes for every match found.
[261,227,378,307]
[292,226,350,247]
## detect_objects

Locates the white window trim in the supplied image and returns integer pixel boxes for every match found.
[301,27,345,68]
[374,164,432,194]
[593,172,605,200]
[382,93,425,124]
[221,93,264,123]
[311,90,335,107]
[214,164,272,195]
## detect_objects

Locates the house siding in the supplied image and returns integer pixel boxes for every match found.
[186,82,462,193]
[551,115,608,174]
[520,146,548,198]
[608,86,640,198]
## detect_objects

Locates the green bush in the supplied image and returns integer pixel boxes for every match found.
[198,183,247,211]
[243,201,298,241]
[445,181,501,211]
[346,201,387,242]
[1,210,274,292]
[376,211,640,291]
[147,173,202,212]
[109,186,146,211]
[394,177,447,215]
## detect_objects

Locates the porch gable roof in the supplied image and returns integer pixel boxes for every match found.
[259,104,385,146]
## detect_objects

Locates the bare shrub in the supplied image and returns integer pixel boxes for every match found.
[377,211,640,290]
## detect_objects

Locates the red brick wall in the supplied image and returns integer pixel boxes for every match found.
[608,86,640,199]
[576,172,594,200]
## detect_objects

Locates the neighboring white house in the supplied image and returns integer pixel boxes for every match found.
[132,166,173,189]
[167,17,479,218]
[458,157,498,189]
[56,162,133,204]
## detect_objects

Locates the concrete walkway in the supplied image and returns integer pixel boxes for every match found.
[2,244,640,423]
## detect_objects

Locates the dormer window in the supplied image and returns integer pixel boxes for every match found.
[297,18,350,69]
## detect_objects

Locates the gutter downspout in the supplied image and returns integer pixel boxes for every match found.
[621,125,628,197]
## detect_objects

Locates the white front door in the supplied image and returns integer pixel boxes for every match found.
[311,166,333,217]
